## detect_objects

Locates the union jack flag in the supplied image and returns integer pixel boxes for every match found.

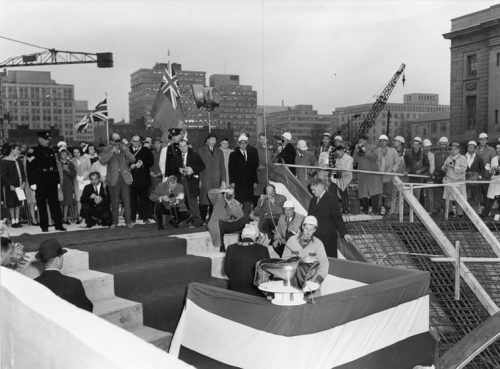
[160,63,180,109]
[74,98,108,133]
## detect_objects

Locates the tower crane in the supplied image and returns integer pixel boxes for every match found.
[335,63,406,152]
[0,49,113,68]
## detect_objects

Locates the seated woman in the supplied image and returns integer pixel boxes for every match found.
[149,175,190,230]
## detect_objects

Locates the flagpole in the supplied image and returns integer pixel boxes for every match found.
[105,92,109,145]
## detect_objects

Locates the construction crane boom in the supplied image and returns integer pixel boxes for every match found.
[0,49,113,68]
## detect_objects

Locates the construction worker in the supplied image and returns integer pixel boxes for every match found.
[433,136,450,216]
[477,133,495,213]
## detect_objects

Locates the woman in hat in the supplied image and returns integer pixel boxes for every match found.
[1,144,26,228]
[57,148,76,225]
[71,147,92,224]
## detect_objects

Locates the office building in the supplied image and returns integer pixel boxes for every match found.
[408,111,450,146]
[73,100,95,142]
[208,74,257,142]
[334,93,449,144]
[0,70,75,140]
[267,105,332,152]
[256,105,290,137]
[443,4,500,141]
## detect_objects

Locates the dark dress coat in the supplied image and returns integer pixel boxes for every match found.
[35,270,93,312]
[277,143,296,174]
[1,158,26,208]
[28,145,60,188]
[80,183,111,214]
[224,239,270,296]
[130,146,154,188]
[308,190,348,258]
[228,148,259,203]
[171,149,205,197]
[198,145,226,205]
[57,159,76,207]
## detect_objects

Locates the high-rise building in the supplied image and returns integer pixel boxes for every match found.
[256,105,290,137]
[334,93,449,144]
[73,100,95,142]
[267,105,332,152]
[0,70,75,140]
[129,63,209,129]
[443,4,500,141]
[208,74,257,142]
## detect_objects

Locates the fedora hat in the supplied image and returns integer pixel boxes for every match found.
[35,239,67,262]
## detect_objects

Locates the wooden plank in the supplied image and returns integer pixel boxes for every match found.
[451,186,500,257]
[440,312,500,369]
[394,177,499,315]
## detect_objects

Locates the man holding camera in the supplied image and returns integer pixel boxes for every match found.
[129,135,154,224]
[250,184,286,243]
[80,171,111,228]
[442,142,467,217]
[149,175,190,229]
[207,184,245,252]
[100,133,136,229]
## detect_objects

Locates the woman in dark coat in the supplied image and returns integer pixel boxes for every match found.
[57,148,76,224]
[1,144,26,228]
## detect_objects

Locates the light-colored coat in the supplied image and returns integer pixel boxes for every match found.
[273,212,305,245]
[353,144,383,198]
[295,150,316,189]
[442,154,467,200]
[198,145,226,205]
[220,148,233,185]
[207,189,244,247]
[487,156,500,199]
[72,156,92,201]
[100,146,135,186]
[255,145,272,196]
[376,146,400,183]
[333,153,353,191]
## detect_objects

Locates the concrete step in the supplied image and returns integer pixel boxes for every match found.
[175,231,215,254]
[18,249,89,279]
[70,269,115,301]
[190,251,227,279]
[93,296,143,330]
[129,326,173,352]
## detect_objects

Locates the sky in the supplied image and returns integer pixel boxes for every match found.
[1,0,499,121]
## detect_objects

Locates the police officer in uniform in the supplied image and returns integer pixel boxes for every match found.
[165,128,183,177]
[27,131,66,232]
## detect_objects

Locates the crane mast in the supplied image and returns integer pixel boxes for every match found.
[0,49,113,68]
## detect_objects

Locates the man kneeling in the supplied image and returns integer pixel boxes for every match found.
[80,171,111,228]
[282,216,329,284]
[149,175,190,229]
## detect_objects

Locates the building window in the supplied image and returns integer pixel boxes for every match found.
[467,54,477,76]
[431,123,437,133]
[466,95,477,129]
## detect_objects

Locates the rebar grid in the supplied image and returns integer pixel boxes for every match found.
[348,219,500,368]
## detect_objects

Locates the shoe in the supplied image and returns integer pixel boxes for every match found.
[110,224,117,229]
[64,220,71,225]
[157,224,164,230]
[169,219,179,228]
[55,226,67,231]
[11,223,22,228]
[75,219,82,225]
[41,228,49,233]
[126,223,134,229]
[219,245,226,253]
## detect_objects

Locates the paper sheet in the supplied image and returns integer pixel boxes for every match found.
[15,187,26,201]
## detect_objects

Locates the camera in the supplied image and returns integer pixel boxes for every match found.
[493,167,500,175]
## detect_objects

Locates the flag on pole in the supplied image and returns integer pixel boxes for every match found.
[74,98,108,133]
[151,62,184,141]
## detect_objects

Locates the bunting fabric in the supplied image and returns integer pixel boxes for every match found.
[151,62,184,141]
[170,259,436,369]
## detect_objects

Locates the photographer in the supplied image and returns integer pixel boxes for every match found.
[481,143,500,218]
[353,135,382,214]
[100,133,136,229]
[80,171,111,228]
[442,142,467,217]
[207,184,245,252]
[250,184,286,243]
[149,175,190,230]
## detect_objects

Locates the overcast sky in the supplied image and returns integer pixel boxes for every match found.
[1,0,498,121]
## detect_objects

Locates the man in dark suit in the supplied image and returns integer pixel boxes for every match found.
[224,223,270,296]
[34,239,93,312]
[149,175,190,229]
[80,171,111,228]
[129,135,154,224]
[100,133,136,229]
[307,178,352,258]
[172,139,205,227]
[229,133,259,217]
[277,132,296,175]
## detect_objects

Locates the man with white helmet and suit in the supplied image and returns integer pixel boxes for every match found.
[295,140,315,189]
[376,134,399,215]
[432,136,450,216]
[477,133,496,213]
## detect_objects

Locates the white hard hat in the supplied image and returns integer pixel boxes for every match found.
[57,141,67,148]
[283,200,295,208]
[296,140,308,150]
[237,134,248,142]
[241,223,260,241]
[438,136,449,144]
[479,133,488,139]
[413,137,422,143]
[423,139,432,147]
[333,135,343,141]
[303,215,318,227]
[467,140,477,147]
[394,136,405,144]
[322,132,331,137]
[379,134,389,141]
[282,132,292,141]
